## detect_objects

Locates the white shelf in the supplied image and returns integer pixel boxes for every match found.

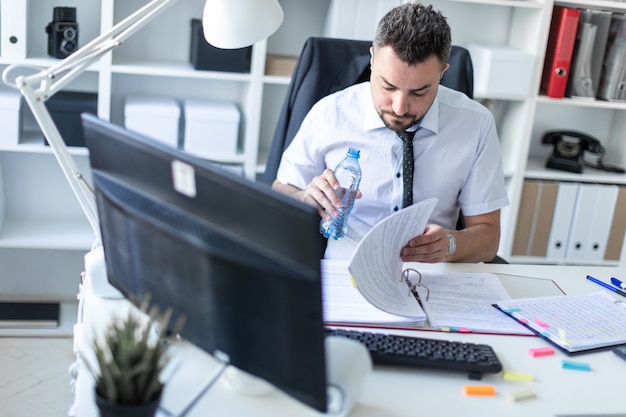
[536,95,626,111]
[526,158,626,185]
[0,219,94,250]
[111,61,254,81]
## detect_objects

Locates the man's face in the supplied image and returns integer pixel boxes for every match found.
[369,46,448,132]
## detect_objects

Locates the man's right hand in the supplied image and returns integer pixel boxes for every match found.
[272,170,362,219]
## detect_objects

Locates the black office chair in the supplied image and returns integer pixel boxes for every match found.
[263,37,506,264]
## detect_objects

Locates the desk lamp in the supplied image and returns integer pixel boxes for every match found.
[2,0,284,237]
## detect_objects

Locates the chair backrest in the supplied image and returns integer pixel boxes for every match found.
[262,37,473,184]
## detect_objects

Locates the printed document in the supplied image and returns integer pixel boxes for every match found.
[348,198,437,318]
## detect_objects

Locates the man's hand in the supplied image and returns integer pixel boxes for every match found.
[400,224,449,263]
[272,171,362,219]
[400,210,501,263]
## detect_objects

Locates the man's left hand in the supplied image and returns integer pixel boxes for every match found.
[400,224,449,263]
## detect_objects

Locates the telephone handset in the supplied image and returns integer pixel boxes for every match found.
[541,130,624,174]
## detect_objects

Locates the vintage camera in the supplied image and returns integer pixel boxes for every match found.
[46,7,79,59]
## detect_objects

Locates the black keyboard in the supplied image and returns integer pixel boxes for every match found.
[326,328,503,380]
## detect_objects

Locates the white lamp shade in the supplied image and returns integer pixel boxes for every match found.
[202,0,284,49]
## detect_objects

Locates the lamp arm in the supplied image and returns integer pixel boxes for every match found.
[1,0,180,238]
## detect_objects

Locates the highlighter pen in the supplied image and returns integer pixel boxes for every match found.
[586,275,626,298]
[611,277,626,291]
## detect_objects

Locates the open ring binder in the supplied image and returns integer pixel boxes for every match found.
[401,268,429,302]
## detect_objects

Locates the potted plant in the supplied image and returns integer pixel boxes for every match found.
[86,294,185,417]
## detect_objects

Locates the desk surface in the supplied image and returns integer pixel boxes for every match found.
[74,262,626,417]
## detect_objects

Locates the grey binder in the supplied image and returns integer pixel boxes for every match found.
[597,13,626,101]
[567,9,612,98]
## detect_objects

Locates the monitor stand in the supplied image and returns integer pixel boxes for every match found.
[157,334,372,417]
[218,336,372,416]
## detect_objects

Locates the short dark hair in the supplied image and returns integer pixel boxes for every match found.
[373,3,451,67]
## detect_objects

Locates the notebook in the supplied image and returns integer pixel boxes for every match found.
[494,291,626,354]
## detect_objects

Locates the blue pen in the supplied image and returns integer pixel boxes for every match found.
[587,275,626,298]
[611,277,626,291]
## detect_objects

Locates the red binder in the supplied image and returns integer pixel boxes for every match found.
[540,6,580,98]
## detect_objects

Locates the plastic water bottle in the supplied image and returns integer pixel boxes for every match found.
[320,148,362,240]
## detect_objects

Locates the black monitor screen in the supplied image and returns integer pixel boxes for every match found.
[82,114,328,412]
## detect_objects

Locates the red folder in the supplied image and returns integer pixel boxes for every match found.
[540,6,580,98]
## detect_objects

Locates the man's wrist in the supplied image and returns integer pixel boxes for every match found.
[446,231,456,257]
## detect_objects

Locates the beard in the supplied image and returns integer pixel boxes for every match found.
[378,110,418,132]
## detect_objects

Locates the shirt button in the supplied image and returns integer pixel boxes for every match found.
[393,206,399,212]
[396,172,401,178]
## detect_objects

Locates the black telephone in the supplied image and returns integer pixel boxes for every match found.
[541,130,624,174]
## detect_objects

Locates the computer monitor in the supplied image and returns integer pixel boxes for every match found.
[81,114,329,412]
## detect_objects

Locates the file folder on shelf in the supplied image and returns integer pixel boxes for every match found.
[540,6,580,99]
[512,181,558,257]
[584,184,618,260]
[566,10,612,99]
[565,184,598,260]
[597,14,626,102]
[567,21,596,98]
[546,182,578,260]
[605,187,626,261]
[512,180,540,256]
[0,0,28,58]
[530,182,558,257]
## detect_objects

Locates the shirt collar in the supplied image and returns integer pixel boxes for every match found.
[362,87,440,135]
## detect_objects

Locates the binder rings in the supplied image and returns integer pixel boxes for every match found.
[540,6,580,98]
[597,14,626,102]
[0,0,28,58]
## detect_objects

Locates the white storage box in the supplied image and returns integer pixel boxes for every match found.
[183,99,240,159]
[467,44,535,97]
[0,90,22,147]
[124,95,180,148]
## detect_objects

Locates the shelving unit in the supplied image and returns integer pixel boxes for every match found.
[1,0,626,307]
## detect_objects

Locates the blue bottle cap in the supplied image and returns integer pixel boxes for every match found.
[347,148,360,158]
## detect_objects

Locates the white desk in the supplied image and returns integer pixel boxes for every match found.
[73,260,626,417]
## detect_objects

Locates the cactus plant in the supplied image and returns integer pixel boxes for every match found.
[87,294,185,408]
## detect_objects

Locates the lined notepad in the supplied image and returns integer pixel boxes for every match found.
[494,291,626,354]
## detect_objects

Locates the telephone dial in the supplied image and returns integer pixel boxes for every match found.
[541,130,625,174]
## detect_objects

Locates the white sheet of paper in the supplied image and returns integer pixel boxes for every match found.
[321,259,425,326]
[347,198,437,318]
[414,271,532,335]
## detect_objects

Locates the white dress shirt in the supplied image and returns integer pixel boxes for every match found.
[276,82,509,259]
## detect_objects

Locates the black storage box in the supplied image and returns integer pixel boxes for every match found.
[45,91,98,147]
[189,19,252,73]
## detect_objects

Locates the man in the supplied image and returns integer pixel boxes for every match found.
[272,3,509,262]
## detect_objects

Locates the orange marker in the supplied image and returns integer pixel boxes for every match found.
[463,385,496,396]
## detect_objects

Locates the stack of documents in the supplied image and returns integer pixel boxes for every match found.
[320,198,564,335]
